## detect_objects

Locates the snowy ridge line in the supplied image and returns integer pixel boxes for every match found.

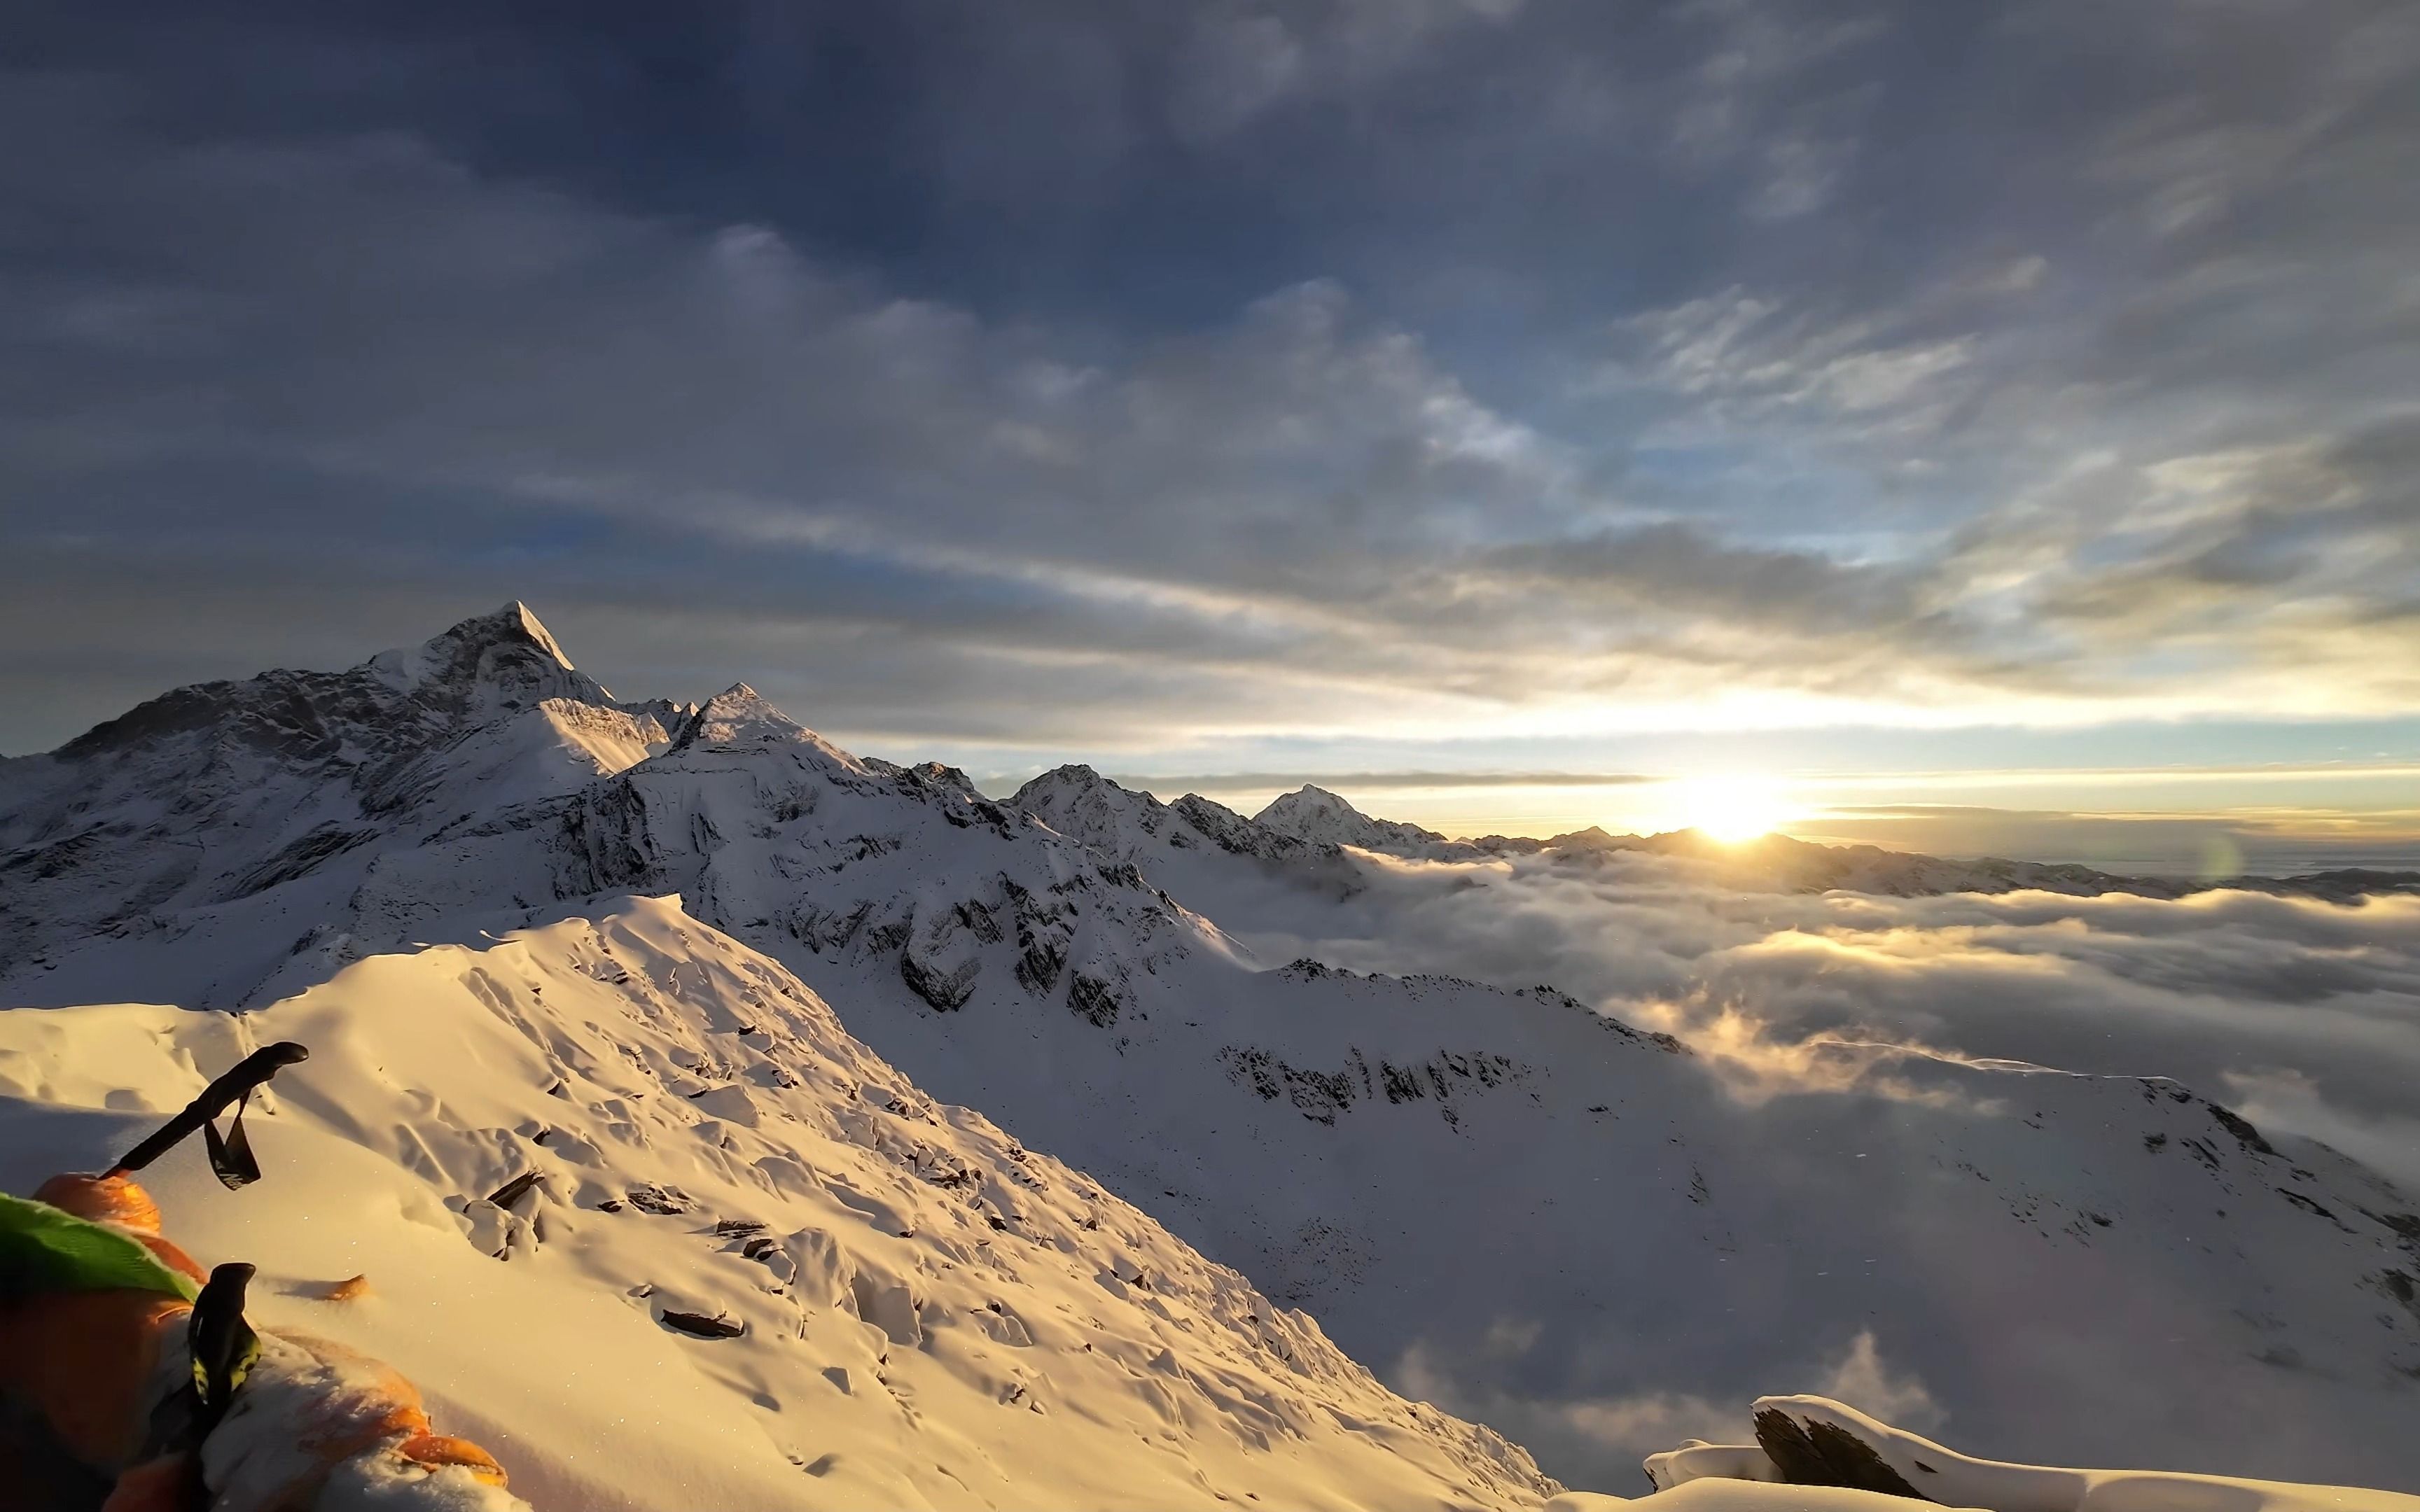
[1783,1040,2184,1081]
[0,896,1559,1511]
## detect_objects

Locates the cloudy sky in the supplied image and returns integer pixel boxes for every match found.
[5,1,2416,862]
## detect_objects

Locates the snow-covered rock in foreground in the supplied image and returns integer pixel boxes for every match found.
[1545,1395,2420,1512]
[0,896,1556,1512]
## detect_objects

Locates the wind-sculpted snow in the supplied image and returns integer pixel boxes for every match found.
[6,606,2420,1493]
[0,897,1557,1511]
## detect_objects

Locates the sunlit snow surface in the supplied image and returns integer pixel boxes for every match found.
[0,898,1552,1511]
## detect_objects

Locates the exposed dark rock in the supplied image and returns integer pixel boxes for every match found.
[1069,971,1122,1028]
[900,945,980,1011]
[486,1170,543,1210]
[2209,1104,2279,1156]
[660,1308,746,1339]
[2278,1189,2351,1229]
[2374,1268,2420,1325]
[1753,1408,1928,1500]
[626,1183,697,1216]
[217,823,383,901]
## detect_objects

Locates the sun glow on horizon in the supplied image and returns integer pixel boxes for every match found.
[1652,774,1799,844]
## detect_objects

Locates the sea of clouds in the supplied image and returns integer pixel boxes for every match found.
[1176,851,2420,1471]
[1206,849,2420,1191]
[1175,847,2420,1478]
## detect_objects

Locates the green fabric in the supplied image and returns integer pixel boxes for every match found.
[0,1191,201,1303]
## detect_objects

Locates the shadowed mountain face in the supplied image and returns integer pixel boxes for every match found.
[60,602,609,762]
[0,603,695,979]
[5,606,2419,1490]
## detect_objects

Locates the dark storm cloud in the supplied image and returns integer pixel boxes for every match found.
[1,1,2416,755]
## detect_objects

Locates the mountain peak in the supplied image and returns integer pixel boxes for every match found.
[416,601,576,668]
[690,682,797,731]
[1256,784,1363,826]
[502,600,573,667]
[1256,784,1448,853]
[367,601,608,713]
[1016,762,1113,795]
[1010,764,1173,855]
[51,601,610,762]
[674,684,867,775]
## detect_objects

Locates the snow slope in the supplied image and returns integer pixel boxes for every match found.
[0,896,1555,1511]
[6,607,2419,1492]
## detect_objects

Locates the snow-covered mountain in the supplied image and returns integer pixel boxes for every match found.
[1253,785,1458,855]
[0,603,690,992]
[6,603,2391,1007]
[1008,766,1313,867]
[0,897,1552,1511]
[6,606,2419,1494]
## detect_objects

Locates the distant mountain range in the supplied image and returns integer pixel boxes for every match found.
[5,604,2417,1494]
[1033,767,2420,902]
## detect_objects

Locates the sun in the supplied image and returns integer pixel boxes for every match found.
[1656,774,1796,844]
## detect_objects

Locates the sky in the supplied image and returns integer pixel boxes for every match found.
[4,1,2416,866]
